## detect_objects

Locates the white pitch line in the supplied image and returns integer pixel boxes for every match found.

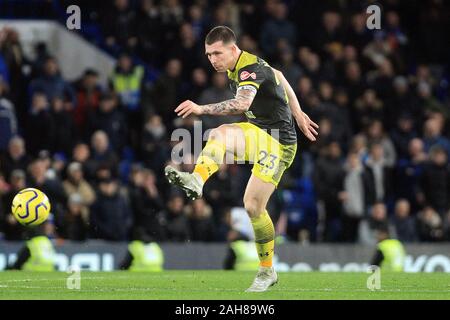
[0,276,107,283]
[1,285,449,294]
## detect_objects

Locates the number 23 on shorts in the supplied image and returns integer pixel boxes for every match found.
[257,150,279,174]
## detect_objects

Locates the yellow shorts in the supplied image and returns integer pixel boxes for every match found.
[233,122,297,187]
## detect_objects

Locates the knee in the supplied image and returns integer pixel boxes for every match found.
[244,197,264,218]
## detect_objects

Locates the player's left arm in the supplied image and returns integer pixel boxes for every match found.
[175,86,256,118]
[272,68,319,141]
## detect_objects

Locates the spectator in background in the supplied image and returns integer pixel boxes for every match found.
[89,130,119,178]
[394,138,427,209]
[239,34,261,57]
[417,82,448,120]
[294,75,313,105]
[72,143,96,182]
[28,159,66,229]
[110,53,144,149]
[210,5,235,35]
[274,46,302,88]
[422,118,450,157]
[0,78,17,153]
[386,76,421,128]
[164,193,190,242]
[313,141,345,242]
[390,113,418,159]
[61,193,90,241]
[63,162,96,208]
[90,177,132,241]
[128,164,144,212]
[418,145,450,215]
[365,120,397,168]
[49,95,76,155]
[88,92,127,152]
[331,88,353,150]
[365,143,392,203]
[317,81,339,121]
[50,152,67,180]
[299,49,323,84]
[110,55,143,111]
[0,136,30,182]
[392,199,418,242]
[141,114,168,173]
[309,117,333,157]
[316,11,344,57]
[371,58,396,102]
[203,164,238,225]
[169,23,203,79]
[260,1,296,60]
[29,56,75,107]
[151,58,183,124]
[26,92,52,156]
[130,168,166,241]
[383,11,408,52]
[354,90,384,134]
[188,67,208,101]
[359,202,393,246]
[346,12,373,52]
[0,53,9,87]
[340,152,374,242]
[0,169,26,240]
[187,198,216,242]
[417,206,444,242]
[444,211,450,241]
[0,28,26,123]
[159,0,184,49]
[136,0,162,65]
[102,0,138,52]
[341,60,366,108]
[72,69,102,138]
[188,4,208,40]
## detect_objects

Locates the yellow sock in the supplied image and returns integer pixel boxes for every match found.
[250,210,275,267]
[193,139,226,183]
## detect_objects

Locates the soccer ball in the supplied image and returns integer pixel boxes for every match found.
[11,188,51,226]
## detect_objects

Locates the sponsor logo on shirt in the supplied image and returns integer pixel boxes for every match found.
[240,71,256,81]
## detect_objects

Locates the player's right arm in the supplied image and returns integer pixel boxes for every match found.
[174,86,256,118]
[272,68,319,141]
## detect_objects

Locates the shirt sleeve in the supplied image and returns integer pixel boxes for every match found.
[237,64,265,91]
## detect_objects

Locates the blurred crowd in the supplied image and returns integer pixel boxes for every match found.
[0,0,450,244]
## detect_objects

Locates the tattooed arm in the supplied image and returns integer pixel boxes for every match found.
[175,86,256,118]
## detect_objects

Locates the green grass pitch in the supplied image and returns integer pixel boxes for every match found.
[0,271,449,300]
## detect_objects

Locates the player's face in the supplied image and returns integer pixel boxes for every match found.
[205,41,234,72]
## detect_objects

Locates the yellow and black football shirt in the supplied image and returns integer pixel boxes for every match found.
[226,50,297,145]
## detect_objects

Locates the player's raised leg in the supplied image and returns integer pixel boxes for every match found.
[165,124,245,199]
[243,174,278,292]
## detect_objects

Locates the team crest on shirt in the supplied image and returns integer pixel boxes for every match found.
[240,71,256,81]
